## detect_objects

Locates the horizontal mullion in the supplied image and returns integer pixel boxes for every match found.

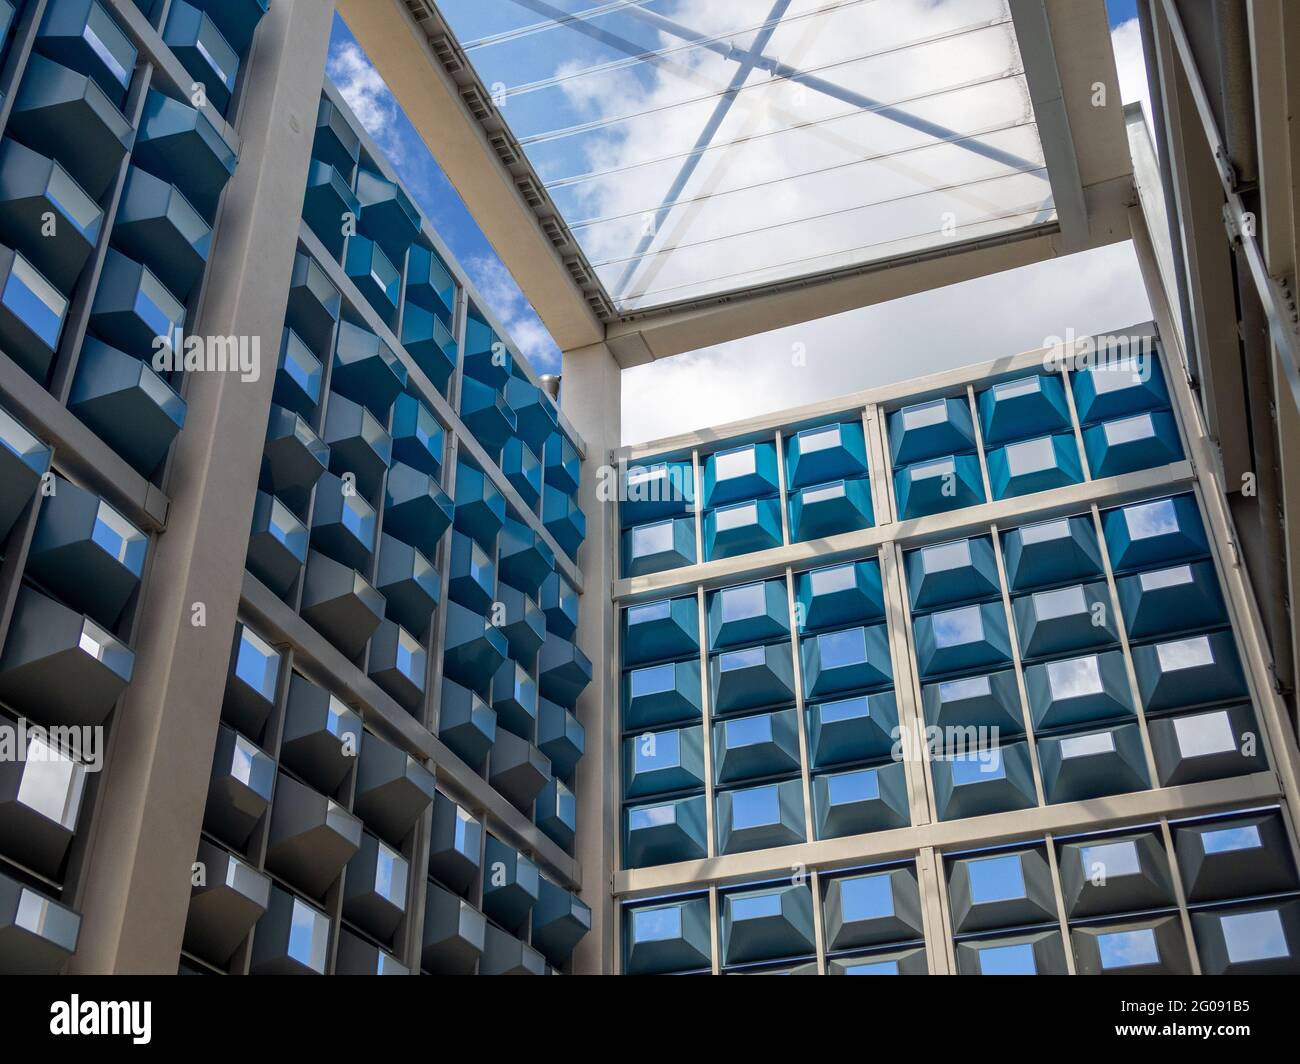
[612,461,1196,602]
[613,771,1282,899]
[105,0,241,152]
[0,351,169,531]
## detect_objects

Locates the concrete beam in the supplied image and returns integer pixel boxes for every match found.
[334,0,605,353]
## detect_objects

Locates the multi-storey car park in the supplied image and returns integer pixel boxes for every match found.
[0,0,1298,976]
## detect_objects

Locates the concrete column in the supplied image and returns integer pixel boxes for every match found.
[561,341,620,975]
[70,0,338,973]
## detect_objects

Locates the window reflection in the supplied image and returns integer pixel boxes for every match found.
[1097,928,1159,969]
[1019,518,1072,545]
[725,714,773,749]
[1221,909,1289,964]
[1080,840,1141,878]
[720,647,764,672]
[287,897,329,972]
[713,446,757,481]
[632,905,682,943]
[729,785,780,829]
[720,582,766,623]
[839,875,895,921]
[1200,824,1261,854]
[1046,655,1104,699]
[901,399,948,431]
[628,599,671,625]
[730,893,782,921]
[966,854,1026,904]
[1103,413,1156,446]
[978,942,1037,974]
[1033,585,1087,621]
[16,737,86,829]
[373,840,407,903]
[844,959,898,974]
[938,675,992,702]
[810,563,856,595]
[932,605,984,649]
[714,501,758,531]
[634,728,682,772]
[818,695,870,724]
[1172,711,1236,758]
[91,501,147,573]
[921,540,972,574]
[629,803,678,831]
[1123,498,1179,542]
[1005,436,1056,476]
[235,628,280,700]
[951,748,1005,784]
[993,376,1042,400]
[1138,564,1194,591]
[1059,731,1116,759]
[800,425,842,453]
[802,483,845,505]
[817,627,868,668]
[632,520,674,556]
[912,457,957,482]
[827,768,880,804]
[1155,635,1215,673]
[630,663,673,698]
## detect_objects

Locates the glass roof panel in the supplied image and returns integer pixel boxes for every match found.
[438,0,1056,313]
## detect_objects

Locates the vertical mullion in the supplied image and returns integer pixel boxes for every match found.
[881,542,935,826]
[697,585,717,858]
[916,846,950,974]
[691,447,704,565]
[863,403,897,528]
[783,565,816,844]
[1058,362,1092,482]
[774,430,791,547]
[1042,834,1078,974]
[1089,503,1161,784]
[967,384,994,505]
[809,867,828,974]
[1158,816,1203,974]
[990,524,1048,808]
[933,848,959,974]
[708,884,721,975]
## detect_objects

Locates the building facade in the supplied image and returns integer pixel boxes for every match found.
[0,0,1297,975]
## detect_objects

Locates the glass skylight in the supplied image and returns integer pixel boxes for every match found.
[438,0,1056,312]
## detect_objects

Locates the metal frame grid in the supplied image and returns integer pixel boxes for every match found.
[0,0,257,928]
[178,71,593,974]
[605,292,1300,972]
[931,802,1300,976]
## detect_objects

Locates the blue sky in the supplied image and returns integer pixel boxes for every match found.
[327,16,563,373]
[1107,0,1140,28]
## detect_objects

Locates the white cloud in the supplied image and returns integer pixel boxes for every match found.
[621,240,1153,444]
[465,255,561,368]
[1111,18,1152,128]
[327,43,404,164]
[536,0,1052,310]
